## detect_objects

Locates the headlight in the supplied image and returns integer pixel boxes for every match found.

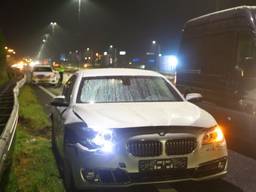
[202,126,224,145]
[49,73,55,78]
[80,128,114,153]
[90,130,114,153]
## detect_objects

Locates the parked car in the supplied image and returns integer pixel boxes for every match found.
[51,68,228,191]
[32,65,58,85]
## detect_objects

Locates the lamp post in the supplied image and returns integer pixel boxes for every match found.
[109,45,118,67]
[50,22,57,34]
[77,0,87,23]
[151,40,161,71]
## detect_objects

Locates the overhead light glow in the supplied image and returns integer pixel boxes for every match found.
[167,55,178,69]
[30,60,40,67]
[119,51,126,56]
[159,55,179,73]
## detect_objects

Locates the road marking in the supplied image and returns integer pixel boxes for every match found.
[38,85,56,98]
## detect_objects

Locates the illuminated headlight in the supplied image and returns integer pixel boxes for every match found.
[90,130,114,153]
[81,129,115,153]
[202,126,225,145]
[48,73,55,78]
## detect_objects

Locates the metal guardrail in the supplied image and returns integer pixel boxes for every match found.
[0,76,26,179]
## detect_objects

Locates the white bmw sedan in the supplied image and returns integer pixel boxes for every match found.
[51,68,228,191]
[32,65,58,85]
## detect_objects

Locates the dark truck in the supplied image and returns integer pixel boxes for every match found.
[177,6,256,114]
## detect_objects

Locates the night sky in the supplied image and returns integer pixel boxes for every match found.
[1,0,256,57]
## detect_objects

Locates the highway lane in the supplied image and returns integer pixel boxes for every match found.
[34,85,256,192]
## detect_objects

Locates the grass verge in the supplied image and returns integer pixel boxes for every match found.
[2,85,64,192]
[47,87,62,96]
[0,70,8,86]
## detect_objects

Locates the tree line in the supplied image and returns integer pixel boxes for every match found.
[0,33,7,83]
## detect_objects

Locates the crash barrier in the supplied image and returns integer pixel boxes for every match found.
[0,76,26,179]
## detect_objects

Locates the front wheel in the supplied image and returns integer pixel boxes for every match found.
[63,159,79,192]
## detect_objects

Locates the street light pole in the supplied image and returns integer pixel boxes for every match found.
[151,40,161,71]
[50,22,57,34]
[78,0,81,22]
[77,0,87,23]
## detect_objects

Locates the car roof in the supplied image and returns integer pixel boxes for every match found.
[34,65,52,68]
[186,6,256,27]
[77,68,163,78]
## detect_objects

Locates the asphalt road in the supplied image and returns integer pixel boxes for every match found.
[34,85,256,192]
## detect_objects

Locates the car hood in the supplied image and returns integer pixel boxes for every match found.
[73,102,217,130]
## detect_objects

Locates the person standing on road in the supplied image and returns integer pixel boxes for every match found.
[58,65,65,87]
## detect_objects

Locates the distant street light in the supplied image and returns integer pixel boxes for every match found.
[50,22,57,34]
[50,22,57,26]
[152,40,156,45]
[109,45,113,49]
[119,51,126,56]
[7,49,15,54]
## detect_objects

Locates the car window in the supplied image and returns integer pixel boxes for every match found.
[63,75,77,103]
[33,67,52,72]
[77,76,182,103]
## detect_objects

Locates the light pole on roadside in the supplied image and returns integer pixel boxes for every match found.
[151,40,161,71]
[50,22,57,34]
[76,0,87,23]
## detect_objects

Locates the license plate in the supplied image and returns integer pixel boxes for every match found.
[139,158,187,172]
[37,75,45,79]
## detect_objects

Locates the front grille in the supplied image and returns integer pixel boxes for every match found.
[127,140,162,157]
[166,138,197,155]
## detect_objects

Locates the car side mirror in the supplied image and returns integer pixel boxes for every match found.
[51,96,69,107]
[185,93,203,103]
